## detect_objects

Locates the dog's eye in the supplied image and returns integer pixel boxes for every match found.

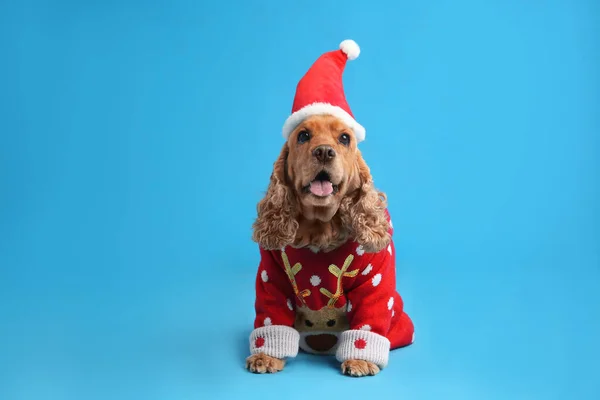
[326,319,336,327]
[297,130,311,144]
[339,133,350,146]
[305,319,314,327]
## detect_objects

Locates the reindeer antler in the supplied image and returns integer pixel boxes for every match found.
[320,254,359,308]
[281,250,311,305]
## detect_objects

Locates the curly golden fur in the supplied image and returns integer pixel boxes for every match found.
[252,114,390,254]
[251,144,299,250]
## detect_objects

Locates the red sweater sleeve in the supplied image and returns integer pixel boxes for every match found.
[253,247,296,329]
[249,248,300,360]
[333,243,397,368]
[344,243,396,337]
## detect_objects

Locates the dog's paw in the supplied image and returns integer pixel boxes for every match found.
[245,353,285,374]
[341,360,380,377]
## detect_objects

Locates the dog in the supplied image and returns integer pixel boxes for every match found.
[245,40,414,377]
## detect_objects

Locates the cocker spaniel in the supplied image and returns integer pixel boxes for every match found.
[245,40,414,377]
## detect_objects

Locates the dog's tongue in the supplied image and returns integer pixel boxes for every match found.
[310,181,333,196]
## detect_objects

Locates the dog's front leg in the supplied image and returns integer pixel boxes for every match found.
[334,241,403,377]
[335,329,390,377]
[246,248,301,373]
[246,324,299,374]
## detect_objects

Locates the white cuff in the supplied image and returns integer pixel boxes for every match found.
[335,330,391,368]
[249,325,300,359]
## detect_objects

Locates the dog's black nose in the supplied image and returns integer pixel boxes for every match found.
[313,145,336,163]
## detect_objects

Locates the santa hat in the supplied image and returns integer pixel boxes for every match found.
[282,39,366,143]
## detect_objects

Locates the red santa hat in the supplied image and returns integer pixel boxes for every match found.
[282,39,366,143]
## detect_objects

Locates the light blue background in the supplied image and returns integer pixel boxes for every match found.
[1,0,599,399]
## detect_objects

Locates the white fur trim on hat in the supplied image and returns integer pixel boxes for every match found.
[282,102,366,143]
[340,39,360,60]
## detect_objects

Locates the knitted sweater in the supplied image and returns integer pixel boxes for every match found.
[249,212,414,368]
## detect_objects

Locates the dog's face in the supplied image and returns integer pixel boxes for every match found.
[286,115,359,212]
[252,114,391,253]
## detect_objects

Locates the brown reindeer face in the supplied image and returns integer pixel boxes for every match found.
[294,305,349,354]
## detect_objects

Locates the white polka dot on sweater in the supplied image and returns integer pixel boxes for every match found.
[361,264,373,276]
[264,317,272,326]
[392,310,396,317]
[287,299,293,311]
[347,301,352,312]
[387,244,393,255]
[387,297,394,310]
[360,324,371,331]
[389,220,393,229]
[310,275,321,286]
[261,270,268,282]
[356,245,365,256]
[372,273,382,287]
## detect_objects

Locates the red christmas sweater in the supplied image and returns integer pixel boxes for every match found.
[249,211,414,368]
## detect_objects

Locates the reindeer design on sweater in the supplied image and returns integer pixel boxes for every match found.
[291,254,359,354]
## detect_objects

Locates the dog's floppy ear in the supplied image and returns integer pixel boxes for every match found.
[340,150,391,253]
[252,143,299,250]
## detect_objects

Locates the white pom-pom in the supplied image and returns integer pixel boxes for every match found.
[339,39,360,60]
